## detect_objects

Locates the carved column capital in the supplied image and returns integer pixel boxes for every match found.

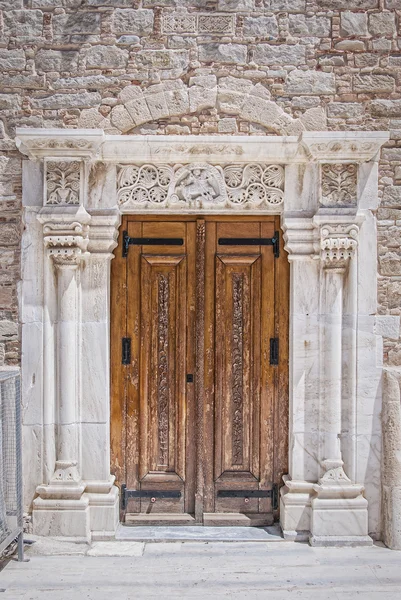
[320,224,358,270]
[43,221,89,267]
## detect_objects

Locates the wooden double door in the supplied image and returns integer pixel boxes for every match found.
[111,216,289,526]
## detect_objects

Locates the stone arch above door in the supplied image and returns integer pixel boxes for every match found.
[77,76,327,136]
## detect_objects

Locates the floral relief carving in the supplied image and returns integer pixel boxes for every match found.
[321,164,357,207]
[157,274,170,467]
[46,161,82,206]
[117,163,284,211]
[231,274,244,466]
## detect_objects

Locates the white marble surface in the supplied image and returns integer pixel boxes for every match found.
[18,129,392,545]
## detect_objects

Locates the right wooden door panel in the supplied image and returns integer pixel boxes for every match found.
[204,220,277,519]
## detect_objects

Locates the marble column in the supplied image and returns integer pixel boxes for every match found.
[33,217,91,541]
[309,224,372,547]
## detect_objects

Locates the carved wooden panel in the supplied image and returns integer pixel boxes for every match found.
[215,255,261,478]
[110,216,289,524]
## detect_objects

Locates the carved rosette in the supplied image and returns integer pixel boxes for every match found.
[321,224,358,270]
[117,163,284,211]
[43,222,89,267]
[321,164,357,207]
[45,160,83,206]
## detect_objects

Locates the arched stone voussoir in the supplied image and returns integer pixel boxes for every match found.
[79,77,327,135]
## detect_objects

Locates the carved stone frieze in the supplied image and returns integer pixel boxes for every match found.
[161,12,234,35]
[117,163,284,211]
[321,224,358,269]
[321,164,357,207]
[45,160,82,206]
[302,132,389,163]
[43,221,89,266]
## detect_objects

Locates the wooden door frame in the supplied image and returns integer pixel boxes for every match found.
[110,214,289,521]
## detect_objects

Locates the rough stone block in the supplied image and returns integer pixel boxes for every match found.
[53,12,101,36]
[31,92,102,110]
[134,50,189,71]
[0,49,25,71]
[112,9,154,35]
[86,0,138,5]
[340,12,368,37]
[354,75,395,94]
[243,17,278,38]
[266,0,306,9]
[0,223,19,247]
[240,95,283,127]
[317,0,378,7]
[218,118,238,133]
[3,10,43,41]
[369,12,396,36]
[335,40,366,51]
[51,75,120,90]
[217,0,254,9]
[285,70,336,95]
[198,44,247,64]
[354,54,379,68]
[217,89,246,114]
[385,0,400,7]
[145,91,170,120]
[110,104,134,132]
[300,107,327,131]
[189,86,217,112]
[85,45,128,69]
[124,97,152,126]
[35,50,79,73]
[189,74,217,89]
[0,0,23,7]
[219,76,254,94]
[382,187,401,208]
[0,95,21,110]
[327,103,364,118]
[0,74,45,89]
[254,44,306,66]
[289,15,331,37]
[0,320,18,342]
[165,89,189,117]
[370,100,401,117]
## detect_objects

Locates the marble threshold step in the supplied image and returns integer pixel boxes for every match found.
[115,523,286,542]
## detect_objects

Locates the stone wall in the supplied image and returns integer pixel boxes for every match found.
[0,0,400,365]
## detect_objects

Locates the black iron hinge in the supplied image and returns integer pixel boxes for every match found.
[217,484,279,510]
[122,337,131,365]
[120,484,182,510]
[122,230,184,258]
[217,230,280,258]
[270,338,279,366]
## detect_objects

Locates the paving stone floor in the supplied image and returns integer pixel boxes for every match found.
[1,537,401,599]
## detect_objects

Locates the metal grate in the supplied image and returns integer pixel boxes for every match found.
[0,370,24,561]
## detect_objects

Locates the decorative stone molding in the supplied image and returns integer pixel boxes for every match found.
[117,163,284,211]
[161,12,234,35]
[45,160,83,206]
[320,224,358,269]
[302,132,389,163]
[321,164,357,207]
[15,128,104,160]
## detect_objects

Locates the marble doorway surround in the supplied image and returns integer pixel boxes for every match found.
[16,128,392,545]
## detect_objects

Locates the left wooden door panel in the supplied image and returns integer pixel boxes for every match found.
[111,219,196,517]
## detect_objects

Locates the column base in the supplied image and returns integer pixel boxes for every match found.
[279,475,314,542]
[85,477,119,541]
[310,478,372,547]
[32,496,90,543]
